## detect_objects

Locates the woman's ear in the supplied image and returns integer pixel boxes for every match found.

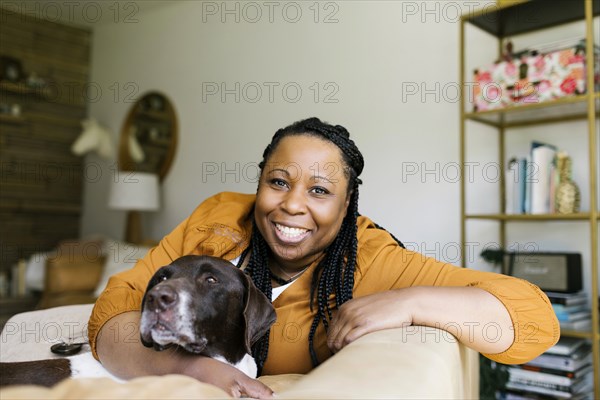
[342,190,352,218]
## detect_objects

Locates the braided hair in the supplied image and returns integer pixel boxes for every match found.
[238,117,404,374]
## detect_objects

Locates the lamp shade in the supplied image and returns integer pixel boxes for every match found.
[108,172,160,211]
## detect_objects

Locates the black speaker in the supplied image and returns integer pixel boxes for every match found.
[504,252,582,293]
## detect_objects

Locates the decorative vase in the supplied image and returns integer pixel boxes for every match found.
[554,152,580,214]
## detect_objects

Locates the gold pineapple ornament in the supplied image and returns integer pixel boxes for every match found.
[555,152,580,214]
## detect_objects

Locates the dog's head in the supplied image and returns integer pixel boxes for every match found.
[140,255,276,362]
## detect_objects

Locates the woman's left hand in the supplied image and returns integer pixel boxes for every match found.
[327,289,413,353]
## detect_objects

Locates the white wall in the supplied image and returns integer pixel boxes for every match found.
[81,1,596,278]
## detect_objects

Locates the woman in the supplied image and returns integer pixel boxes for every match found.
[90,117,559,398]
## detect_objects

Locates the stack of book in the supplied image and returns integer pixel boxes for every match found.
[502,337,594,399]
[546,291,592,332]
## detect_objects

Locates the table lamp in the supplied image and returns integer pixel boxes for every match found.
[108,172,160,245]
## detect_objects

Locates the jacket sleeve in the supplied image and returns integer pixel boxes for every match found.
[354,232,560,365]
[88,218,188,360]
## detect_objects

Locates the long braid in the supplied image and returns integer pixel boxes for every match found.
[239,222,272,374]
[240,117,405,373]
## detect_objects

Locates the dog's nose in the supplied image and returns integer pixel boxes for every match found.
[146,285,178,311]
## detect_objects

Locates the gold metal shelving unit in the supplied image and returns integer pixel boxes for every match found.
[460,0,599,398]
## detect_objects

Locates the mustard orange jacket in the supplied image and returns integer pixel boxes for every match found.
[89,192,559,374]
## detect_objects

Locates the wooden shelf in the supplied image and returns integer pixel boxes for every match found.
[0,200,81,214]
[466,213,592,221]
[0,114,26,124]
[560,329,600,341]
[135,110,171,122]
[0,81,51,98]
[464,94,600,128]
[463,0,600,38]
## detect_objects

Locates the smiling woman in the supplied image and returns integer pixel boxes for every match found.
[89,117,559,399]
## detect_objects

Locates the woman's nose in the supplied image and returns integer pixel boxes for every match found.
[281,188,307,215]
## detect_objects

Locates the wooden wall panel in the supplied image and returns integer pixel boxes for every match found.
[0,7,91,272]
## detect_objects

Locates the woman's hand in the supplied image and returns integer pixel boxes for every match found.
[179,356,274,399]
[327,289,414,353]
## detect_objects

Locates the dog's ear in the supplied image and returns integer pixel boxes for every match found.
[242,273,277,354]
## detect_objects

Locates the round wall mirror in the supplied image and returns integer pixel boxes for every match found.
[118,91,178,181]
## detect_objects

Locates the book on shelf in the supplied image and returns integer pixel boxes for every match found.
[516,363,594,380]
[10,259,27,297]
[527,343,592,372]
[505,157,521,214]
[560,318,592,331]
[545,291,588,306]
[505,157,528,215]
[508,364,593,388]
[530,141,557,215]
[546,337,588,357]
[556,309,591,323]
[506,158,520,214]
[505,379,593,400]
[500,387,593,400]
[552,303,587,315]
[506,378,588,396]
[524,154,532,214]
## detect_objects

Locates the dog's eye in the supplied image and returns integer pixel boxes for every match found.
[206,276,217,284]
[160,276,168,281]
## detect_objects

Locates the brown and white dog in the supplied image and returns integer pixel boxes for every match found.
[140,255,276,378]
[0,255,276,387]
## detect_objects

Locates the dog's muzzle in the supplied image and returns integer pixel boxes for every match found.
[140,282,204,353]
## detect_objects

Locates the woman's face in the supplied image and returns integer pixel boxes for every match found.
[255,135,351,270]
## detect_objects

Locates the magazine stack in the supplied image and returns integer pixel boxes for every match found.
[504,337,594,399]
[546,291,592,332]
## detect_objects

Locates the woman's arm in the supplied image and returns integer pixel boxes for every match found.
[96,311,273,399]
[350,225,559,364]
[328,286,514,355]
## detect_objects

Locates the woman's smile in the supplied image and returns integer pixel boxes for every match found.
[273,222,311,244]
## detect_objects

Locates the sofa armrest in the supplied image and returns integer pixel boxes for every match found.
[275,326,479,399]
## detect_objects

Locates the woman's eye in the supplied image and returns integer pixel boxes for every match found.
[311,186,329,195]
[270,178,288,188]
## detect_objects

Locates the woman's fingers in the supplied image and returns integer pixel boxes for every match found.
[327,290,413,353]
[236,376,274,399]
[327,315,356,352]
[328,323,366,352]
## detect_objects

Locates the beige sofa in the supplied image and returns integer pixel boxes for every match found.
[0,304,478,399]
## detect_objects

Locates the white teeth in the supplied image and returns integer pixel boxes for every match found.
[275,223,308,238]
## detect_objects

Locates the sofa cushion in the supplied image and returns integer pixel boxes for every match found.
[45,255,104,295]
[93,240,151,297]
